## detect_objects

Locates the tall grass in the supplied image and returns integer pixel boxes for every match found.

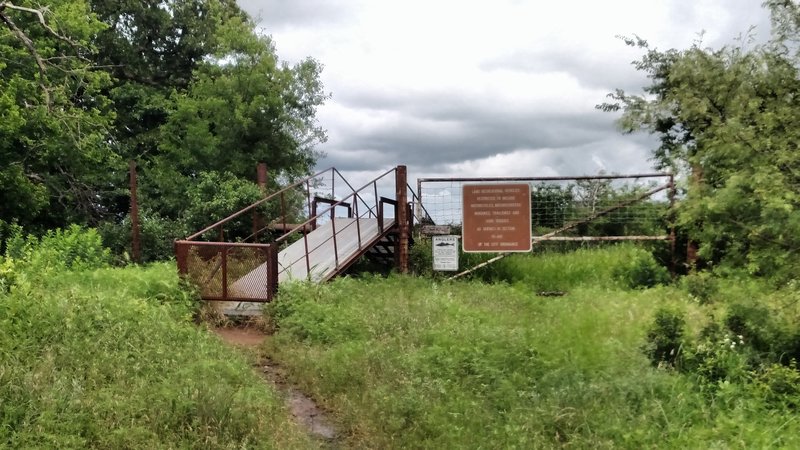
[1,252,312,448]
[265,246,800,449]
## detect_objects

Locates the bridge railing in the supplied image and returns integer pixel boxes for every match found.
[175,166,409,301]
[272,167,400,282]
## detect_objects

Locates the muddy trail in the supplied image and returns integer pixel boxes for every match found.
[212,326,338,445]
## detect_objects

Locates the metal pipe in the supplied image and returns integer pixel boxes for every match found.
[185,167,335,241]
[221,246,228,299]
[417,173,670,183]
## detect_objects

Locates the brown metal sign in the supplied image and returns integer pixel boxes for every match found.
[462,183,531,252]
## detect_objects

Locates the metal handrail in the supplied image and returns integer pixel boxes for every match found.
[273,167,398,278]
[274,167,396,244]
[184,167,336,241]
[407,183,434,225]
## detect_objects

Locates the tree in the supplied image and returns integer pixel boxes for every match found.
[599,3,800,280]
[2,0,328,259]
[89,0,328,241]
[0,1,118,229]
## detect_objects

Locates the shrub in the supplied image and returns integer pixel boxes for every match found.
[613,248,670,289]
[643,307,686,368]
[5,225,110,271]
[1,225,111,291]
[100,212,187,263]
[753,361,800,408]
[683,271,719,304]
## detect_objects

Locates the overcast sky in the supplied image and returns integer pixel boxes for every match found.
[238,0,772,186]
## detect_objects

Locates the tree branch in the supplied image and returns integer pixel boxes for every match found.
[0,5,50,106]
[1,2,84,53]
[0,2,93,108]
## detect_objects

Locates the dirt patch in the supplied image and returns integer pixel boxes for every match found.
[213,327,267,347]
[213,327,338,443]
[262,360,337,441]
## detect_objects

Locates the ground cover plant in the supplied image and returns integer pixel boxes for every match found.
[0,226,312,449]
[265,245,800,449]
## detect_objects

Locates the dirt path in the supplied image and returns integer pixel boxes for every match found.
[212,327,338,443]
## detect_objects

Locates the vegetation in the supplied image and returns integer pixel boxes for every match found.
[2,1,799,449]
[599,1,800,281]
[0,0,326,259]
[265,245,800,449]
[0,226,312,448]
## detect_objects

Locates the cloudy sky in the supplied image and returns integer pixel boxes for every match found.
[238,0,771,186]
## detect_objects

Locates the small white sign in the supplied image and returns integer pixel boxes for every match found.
[433,235,459,271]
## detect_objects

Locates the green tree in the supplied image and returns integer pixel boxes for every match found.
[89,0,327,254]
[0,1,117,229]
[599,4,800,280]
[2,0,328,259]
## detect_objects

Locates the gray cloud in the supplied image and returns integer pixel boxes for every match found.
[479,48,650,94]
[238,0,350,29]
[239,0,773,182]
[319,106,621,172]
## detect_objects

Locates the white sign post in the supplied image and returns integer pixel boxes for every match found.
[432,235,459,271]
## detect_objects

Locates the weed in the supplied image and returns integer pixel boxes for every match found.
[643,307,687,368]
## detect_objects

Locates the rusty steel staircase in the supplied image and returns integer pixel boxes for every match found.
[175,166,422,314]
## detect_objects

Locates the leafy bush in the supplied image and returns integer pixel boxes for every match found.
[643,307,686,368]
[100,211,188,263]
[613,248,670,289]
[3,224,110,286]
[753,361,800,408]
[683,271,719,304]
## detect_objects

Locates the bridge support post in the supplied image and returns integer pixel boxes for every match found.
[253,163,268,240]
[395,165,409,273]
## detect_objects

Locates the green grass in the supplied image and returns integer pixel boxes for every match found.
[265,245,800,449]
[0,263,312,449]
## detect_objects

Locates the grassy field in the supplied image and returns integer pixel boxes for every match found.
[265,245,800,449]
[2,228,798,449]
[0,261,313,449]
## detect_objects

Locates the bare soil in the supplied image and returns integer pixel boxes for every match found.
[212,326,338,443]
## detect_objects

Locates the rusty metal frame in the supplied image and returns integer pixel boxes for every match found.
[176,166,413,302]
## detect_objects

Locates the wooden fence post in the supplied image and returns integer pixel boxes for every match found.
[129,160,141,263]
[395,165,409,273]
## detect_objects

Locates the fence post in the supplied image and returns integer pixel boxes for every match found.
[129,160,141,263]
[395,165,409,273]
[416,177,422,224]
[668,174,677,276]
[175,241,188,275]
[267,244,279,300]
[253,163,268,240]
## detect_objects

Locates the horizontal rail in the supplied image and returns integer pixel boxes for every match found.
[185,167,336,241]
[418,173,671,183]
[533,235,669,241]
[174,240,274,248]
[275,167,397,244]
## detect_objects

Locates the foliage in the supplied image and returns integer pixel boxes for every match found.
[643,307,686,368]
[3,223,109,269]
[265,272,800,449]
[600,4,800,280]
[1,0,327,254]
[612,247,671,289]
[531,184,573,230]
[682,271,719,304]
[643,277,800,407]
[0,0,117,229]
[0,248,311,447]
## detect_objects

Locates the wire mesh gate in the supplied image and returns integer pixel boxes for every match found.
[417,173,675,244]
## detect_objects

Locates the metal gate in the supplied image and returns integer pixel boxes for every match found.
[416,173,676,277]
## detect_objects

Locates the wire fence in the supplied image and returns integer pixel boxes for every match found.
[418,173,674,240]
